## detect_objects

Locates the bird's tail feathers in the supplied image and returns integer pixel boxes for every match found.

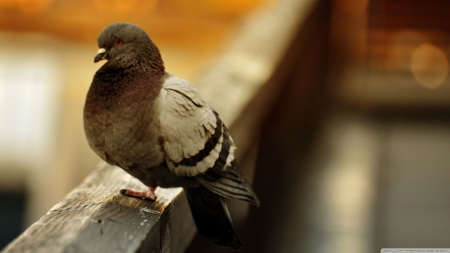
[197,160,260,206]
[184,186,242,249]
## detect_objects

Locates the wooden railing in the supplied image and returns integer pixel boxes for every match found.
[1,0,325,252]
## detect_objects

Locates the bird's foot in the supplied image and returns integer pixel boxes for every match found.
[120,187,157,201]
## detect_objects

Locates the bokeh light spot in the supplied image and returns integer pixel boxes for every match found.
[411,43,449,89]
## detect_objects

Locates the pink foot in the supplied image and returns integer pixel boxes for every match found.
[120,187,157,201]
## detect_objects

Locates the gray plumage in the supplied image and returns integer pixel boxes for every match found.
[83,22,259,249]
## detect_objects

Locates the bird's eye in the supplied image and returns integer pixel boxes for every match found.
[114,39,123,46]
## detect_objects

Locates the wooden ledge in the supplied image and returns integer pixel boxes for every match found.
[3,163,195,253]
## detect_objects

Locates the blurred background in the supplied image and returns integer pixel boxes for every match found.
[1,0,450,252]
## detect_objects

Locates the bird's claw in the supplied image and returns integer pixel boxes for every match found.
[120,187,157,201]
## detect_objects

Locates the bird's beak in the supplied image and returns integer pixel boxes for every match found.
[94,48,106,63]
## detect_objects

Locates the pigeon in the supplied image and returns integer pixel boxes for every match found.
[83,22,260,249]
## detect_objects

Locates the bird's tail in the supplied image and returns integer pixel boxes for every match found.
[184,186,242,249]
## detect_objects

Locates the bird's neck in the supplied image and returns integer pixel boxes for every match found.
[85,65,163,114]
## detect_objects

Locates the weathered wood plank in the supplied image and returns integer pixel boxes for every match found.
[2,163,195,253]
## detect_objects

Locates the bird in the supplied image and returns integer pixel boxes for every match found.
[83,22,259,249]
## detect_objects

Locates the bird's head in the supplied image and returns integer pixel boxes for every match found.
[94,22,162,68]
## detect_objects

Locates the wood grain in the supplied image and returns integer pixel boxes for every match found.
[2,162,195,253]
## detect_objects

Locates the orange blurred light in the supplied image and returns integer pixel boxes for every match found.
[94,0,158,14]
[16,0,53,14]
[206,0,262,14]
[411,43,449,89]
[0,0,15,10]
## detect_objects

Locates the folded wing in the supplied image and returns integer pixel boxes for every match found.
[159,74,259,206]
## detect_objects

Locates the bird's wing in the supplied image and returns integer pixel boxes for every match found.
[159,74,259,205]
[159,74,234,177]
